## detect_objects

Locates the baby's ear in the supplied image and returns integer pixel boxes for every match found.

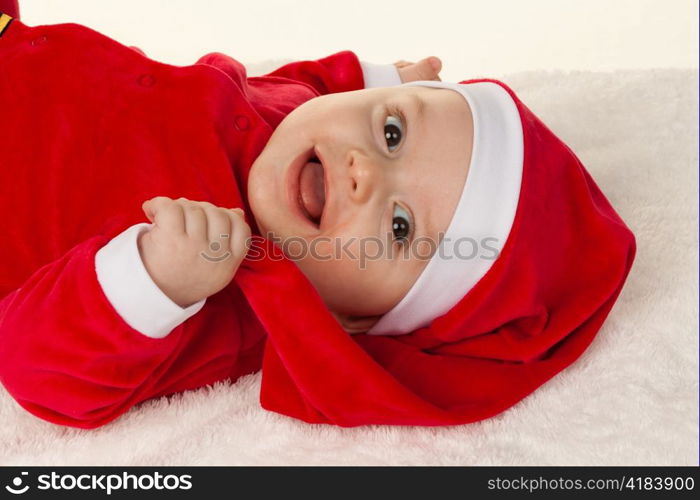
[331,312,382,335]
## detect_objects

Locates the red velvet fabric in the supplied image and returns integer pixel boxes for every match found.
[0,0,18,19]
[0,18,635,429]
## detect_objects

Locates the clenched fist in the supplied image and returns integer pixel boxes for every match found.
[138,196,251,308]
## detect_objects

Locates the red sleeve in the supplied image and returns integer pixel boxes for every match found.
[259,50,365,95]
[0,234,246,430]
[0,0,19,19]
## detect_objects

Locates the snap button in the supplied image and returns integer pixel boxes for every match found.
[234,115,250,131]
[138,74,156,87]
[30,35,47,46]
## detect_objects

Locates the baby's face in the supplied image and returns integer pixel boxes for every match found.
[248,85,473,332]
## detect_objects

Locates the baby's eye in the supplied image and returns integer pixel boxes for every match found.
[384,115,403,152]
[392,204,412,243]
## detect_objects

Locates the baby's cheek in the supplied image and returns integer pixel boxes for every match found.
[307,238,335,261]
[305,236,388,278]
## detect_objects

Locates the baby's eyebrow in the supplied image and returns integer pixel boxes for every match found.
[406,93,431,242]
[410,93,427,122]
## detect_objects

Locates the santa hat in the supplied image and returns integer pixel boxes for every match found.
[236,77,637,426]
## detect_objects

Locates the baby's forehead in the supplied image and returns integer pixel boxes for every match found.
[337,85,452,110]
[373,85,466,113]
[351,85,420,99]
[391,84,451,95]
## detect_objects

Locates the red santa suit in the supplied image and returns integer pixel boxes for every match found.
[0,11,636,430]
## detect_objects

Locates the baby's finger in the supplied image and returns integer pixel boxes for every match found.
[181,203,208,241]
[228,208,246,225]
[144,197,186,234]
[202,205,233,254]
[142,196,170,222]
[427,56,442,73]
[227,210,252,257]
[414,58,439,81]
[393,59,412,69]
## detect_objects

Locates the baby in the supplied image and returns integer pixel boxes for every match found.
[0,11,636,428]
[141,77,474,335]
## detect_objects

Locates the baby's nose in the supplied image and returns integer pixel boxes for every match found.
[346,149,379,204]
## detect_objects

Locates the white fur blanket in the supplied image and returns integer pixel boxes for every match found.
[1,67,697,466]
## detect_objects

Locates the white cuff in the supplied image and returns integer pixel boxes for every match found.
[360,60,402,88]
[95,223,206,339]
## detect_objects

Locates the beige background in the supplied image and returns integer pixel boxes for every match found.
[19,0,699,80]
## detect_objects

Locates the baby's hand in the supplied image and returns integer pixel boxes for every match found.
[394,56,442,83]
[138,196,251,308]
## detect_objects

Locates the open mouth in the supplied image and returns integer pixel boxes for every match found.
[295,149,327,228]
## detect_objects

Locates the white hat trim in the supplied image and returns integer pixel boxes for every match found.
[367,80,524,336]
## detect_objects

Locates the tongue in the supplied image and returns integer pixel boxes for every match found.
[299,161,325,221]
